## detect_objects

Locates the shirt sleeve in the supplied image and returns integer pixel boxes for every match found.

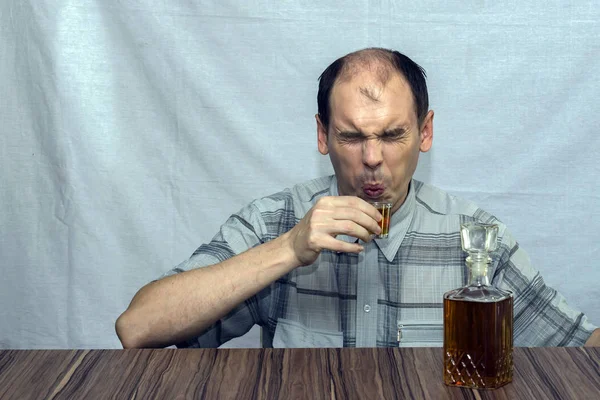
[491,226,597,346]
[158,201,271,348]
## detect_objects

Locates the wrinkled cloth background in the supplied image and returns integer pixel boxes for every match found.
[1,1,599,349]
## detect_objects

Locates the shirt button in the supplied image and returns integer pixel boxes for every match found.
[363,304,371,313]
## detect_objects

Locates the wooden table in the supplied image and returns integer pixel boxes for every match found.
[0,347,599,399]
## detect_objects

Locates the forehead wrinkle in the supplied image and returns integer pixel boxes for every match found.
[335,113,411,137]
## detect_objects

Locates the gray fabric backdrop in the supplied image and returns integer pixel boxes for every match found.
[1,0,598,349]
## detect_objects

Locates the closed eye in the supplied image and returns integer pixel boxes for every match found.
[336,131,367,143]
[380,128,408,141]
[335,128,409,143]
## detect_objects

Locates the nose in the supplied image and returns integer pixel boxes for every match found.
[362,138,383,170]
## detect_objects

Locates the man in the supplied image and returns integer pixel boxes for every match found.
[116,48,599,348]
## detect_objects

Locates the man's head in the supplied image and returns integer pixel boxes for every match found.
[316,48,434,214]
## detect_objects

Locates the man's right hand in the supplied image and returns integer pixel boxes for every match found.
[286,196,383,266]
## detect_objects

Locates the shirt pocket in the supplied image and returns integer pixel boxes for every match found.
[397,320,443,347]
[273,318,344,348]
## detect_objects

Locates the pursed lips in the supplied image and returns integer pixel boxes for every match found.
[362,183,385,198]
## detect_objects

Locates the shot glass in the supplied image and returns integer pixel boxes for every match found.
[370,201,392,238]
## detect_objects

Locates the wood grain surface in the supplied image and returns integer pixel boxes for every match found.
[0,347,598,399]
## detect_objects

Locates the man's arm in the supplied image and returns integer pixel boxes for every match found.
[493,226,598,347]
[584,328,600,346]
[115,230,298,348]
[115,196,381,348]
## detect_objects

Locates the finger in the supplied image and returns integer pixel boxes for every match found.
[318,235,364,254]
[327,220,374,243]
[329,196,383,222]
[328,206,382,236]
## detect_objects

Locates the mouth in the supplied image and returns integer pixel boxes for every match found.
[362,184,385,199]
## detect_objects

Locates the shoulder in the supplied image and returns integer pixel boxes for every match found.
[413,180,501,226]
[242,176,333,236]
[412,180,518,260]
[251,175,333,212]
[411,180,513,246]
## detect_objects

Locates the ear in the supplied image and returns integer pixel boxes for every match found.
[419,110,434,153]
[316,114,329,155]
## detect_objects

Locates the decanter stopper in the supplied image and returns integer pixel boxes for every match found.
[460,222,498,262]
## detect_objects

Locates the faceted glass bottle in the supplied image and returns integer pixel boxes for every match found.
[443,223,514,389]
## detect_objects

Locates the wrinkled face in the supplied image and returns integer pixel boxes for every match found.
[317,70,434,214]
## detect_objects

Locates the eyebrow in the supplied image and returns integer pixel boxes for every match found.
[336,127,409,138]
[379,127,408,137]
[336,130,367,139]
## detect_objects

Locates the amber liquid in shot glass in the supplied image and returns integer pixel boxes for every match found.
[371,202,392,238]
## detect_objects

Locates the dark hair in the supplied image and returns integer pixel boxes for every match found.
[317,48,429,130]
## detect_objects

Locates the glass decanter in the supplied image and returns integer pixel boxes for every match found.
[443,222,513,389]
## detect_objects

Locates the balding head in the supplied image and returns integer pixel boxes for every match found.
[317,48,429,130]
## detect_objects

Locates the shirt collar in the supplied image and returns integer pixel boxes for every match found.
[329,175,416,262]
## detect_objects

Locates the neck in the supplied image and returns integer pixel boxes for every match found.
[467,258,490,286]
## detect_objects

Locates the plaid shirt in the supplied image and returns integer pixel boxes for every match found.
[165,176,596,348]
